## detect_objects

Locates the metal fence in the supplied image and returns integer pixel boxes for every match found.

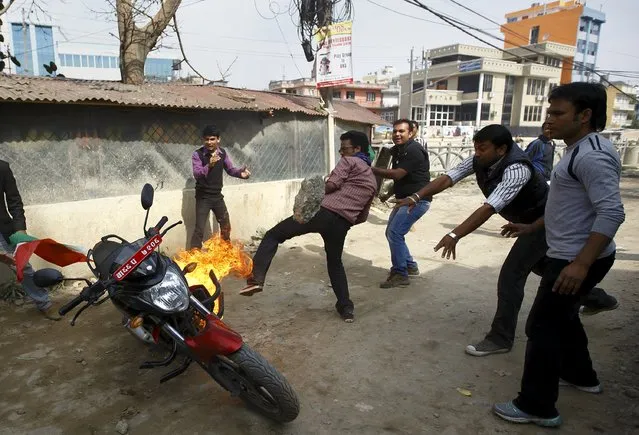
[409,140,638,173]
[0,104,328,205]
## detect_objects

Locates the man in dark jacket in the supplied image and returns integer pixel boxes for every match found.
[190,125,251,249]
[394,124,617,356]
[524,123,555,182]
[0,160,60,320]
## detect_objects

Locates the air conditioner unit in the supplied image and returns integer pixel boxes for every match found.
[536,95,545,101]
[488,92,495,98]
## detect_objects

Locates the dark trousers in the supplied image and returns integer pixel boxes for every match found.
[486,228,613,348]
[190,195,231,249]
[514,254,615,417]
[250,207,354,310]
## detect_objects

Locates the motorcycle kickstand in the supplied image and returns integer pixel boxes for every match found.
[159,357,192,384]
[140,341,177,369]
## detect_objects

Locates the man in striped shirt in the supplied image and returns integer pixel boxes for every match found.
[394,124,617,357]
[239,131,377,323]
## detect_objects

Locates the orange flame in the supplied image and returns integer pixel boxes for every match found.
[173,235,253,295]
[173,236,253,317]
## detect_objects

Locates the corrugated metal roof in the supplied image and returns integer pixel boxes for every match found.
[0,75,387,125]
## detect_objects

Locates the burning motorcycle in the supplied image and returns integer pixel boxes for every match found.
[33,184,300,423]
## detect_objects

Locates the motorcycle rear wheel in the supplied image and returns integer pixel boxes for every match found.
[213,344,300,422]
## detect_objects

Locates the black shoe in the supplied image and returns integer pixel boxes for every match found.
[380,272,410,288]
[336,304,354,323]
[240,282,263,296]
[407,265,420,276]
[581,290,619,316]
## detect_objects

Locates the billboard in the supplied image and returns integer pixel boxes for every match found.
[315,21,354,88]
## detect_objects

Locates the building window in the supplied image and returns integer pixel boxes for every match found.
[436,79,448,90]
[333,91,341,99]
[482,74,493,93]
[96,56,103,68]
[381,111,397,122]
[530,26,540,44]
[110,56,118,68]
[579,18,587,32]
[73,54,81,67]
[411,107,424,121]
[346,91,355,100]
[366,92,376,102]
[65,54,73,67]
[577,39,587,54]
[507,17,517,23]
[548,83,559,96]
[591,22,601,35]
[587,42,598,56]
[34,25,55,76]
[412,80,424,92]
[458,74,480,93]
[526,79,545,96]
[481,103,491,121]
[524,105,543,122]
[544,57,561,67]
[429,105,457,126]
[81,55,88,67]
[89,55,95,67]
[11,23,33,75]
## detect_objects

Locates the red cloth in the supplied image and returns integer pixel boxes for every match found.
[14,239,87,281]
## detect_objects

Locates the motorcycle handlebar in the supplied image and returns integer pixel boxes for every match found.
[153,216,169,233]
[59,294,85,316]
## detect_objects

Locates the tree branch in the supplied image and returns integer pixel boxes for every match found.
[143,0,182,45]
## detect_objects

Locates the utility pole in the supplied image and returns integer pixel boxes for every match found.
[408,47,414,120]
[317,0,336,171]
[421,48,430,136]
[22,8,31,75]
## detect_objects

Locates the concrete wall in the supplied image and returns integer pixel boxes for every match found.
[22,179,303,276]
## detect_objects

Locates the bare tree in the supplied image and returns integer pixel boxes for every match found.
[115,0,182,84]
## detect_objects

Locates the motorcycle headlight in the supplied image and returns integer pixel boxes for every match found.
[142,266,189,313]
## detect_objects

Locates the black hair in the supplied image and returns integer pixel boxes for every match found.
[473,124,514,152]
[393,118,415,131]
[202,125,221,137]
[410,120,418,130]
[548,82,607,131]
[340,130,370,154]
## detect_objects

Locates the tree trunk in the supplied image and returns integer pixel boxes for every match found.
[116,0,183,85]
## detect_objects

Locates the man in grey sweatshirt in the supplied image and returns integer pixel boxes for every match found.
[493,82,625,427]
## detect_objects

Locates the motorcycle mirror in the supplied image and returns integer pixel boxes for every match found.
[141,183,154,210]
[33,268,64,288]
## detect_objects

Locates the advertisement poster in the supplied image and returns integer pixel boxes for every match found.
[315,21,354,88]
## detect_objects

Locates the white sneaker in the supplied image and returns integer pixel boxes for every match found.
[559,378,603,394]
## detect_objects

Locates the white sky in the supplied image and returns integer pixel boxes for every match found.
[8,0,639,89]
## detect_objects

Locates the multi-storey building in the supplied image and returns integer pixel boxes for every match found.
[501,0,606,83]
[268,78,385,110]
[606,82,636,128]
[1,14,179,82]
[398,42,575,135]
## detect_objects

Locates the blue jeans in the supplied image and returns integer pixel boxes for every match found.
[0,234,51,310]
[385,200,430,276]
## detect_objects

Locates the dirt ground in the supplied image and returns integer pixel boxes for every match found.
[1,176,638,435]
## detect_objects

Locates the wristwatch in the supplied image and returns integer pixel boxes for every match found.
[447,232,458,240]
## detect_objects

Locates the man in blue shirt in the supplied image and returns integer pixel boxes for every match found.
[524,123,555,182]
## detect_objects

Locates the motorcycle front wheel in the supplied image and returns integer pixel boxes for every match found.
[208,344,300,422]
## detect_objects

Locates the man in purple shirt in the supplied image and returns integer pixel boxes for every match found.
[190,125,250,248]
